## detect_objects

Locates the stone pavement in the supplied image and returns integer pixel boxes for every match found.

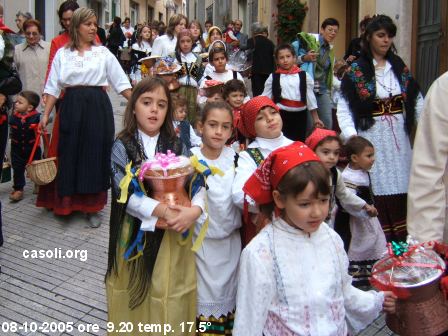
[0,90,396,336]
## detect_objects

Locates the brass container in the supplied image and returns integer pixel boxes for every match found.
[143,169,192,229]
[386,276,448,336]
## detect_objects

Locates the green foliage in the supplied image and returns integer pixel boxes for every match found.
[274,0,308,44]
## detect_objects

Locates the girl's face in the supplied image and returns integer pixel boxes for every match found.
[352,146,375,171]
[211,52,227,73]
[254,106,282,139]
[141,26,151,41]
[199,108,233,152]
[174,105,187,121]
[273,182,329,233]
[78,17,98,44]
[151,28,158,40]
[210,29,222,43]
[314,139,340,170]
[369,28,393,58]
[179,35,193,54]
[276,49,295,71]
[134,86,169,137]
[207,93,224,103]
[190,23,201,39]
[226,91,245,109]
[175,19,187,35]
[61,10,74,31]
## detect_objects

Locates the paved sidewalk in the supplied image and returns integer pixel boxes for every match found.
[0,91,396,336]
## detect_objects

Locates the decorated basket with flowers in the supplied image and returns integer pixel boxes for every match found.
[371,240,448,336]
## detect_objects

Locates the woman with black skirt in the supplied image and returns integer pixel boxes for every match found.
[39,7,131,227]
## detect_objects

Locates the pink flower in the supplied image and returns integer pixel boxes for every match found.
[355,71,362,77]
[357,83,364,88]
[360,88,369,97]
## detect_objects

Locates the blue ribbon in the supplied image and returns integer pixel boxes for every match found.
[124,230,145,260]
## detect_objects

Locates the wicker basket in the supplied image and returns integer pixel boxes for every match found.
[26,130,57,185]
[26,157,57,185]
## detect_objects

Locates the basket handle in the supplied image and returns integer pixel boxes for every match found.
[27,130,50,164]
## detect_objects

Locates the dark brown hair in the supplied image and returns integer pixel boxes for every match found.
[19,90,40,109]
[189,20,206,48]
[171,92,188,110]
[118,77,176,141]
[261,161,330,216]
[313,133,343,151]
[223,79,247,99]
[58,0,79,30]
[166,14,188,39]
[209,46,228,62]
[274,44,296,59]
[345,135,374,160]
[201,101,233,123]
[23,19,42,34]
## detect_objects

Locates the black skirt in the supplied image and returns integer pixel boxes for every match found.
[57,87,114,197]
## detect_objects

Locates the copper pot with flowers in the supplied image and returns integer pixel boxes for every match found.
[139,151,193,229]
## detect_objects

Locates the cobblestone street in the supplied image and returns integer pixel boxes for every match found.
[0,91,396,336]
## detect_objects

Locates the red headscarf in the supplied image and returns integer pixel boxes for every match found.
[237,96,279,139]
[243,142,321,204]
[305,128,337,151]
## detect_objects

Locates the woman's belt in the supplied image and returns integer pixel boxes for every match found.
[372,95,403,116]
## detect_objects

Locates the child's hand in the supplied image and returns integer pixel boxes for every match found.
[364,204,378,217]
[166,205,202,233]
[382,291,397,314]
[313,118,324,128]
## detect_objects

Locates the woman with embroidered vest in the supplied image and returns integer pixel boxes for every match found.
[151,14,187,57]
[38,8,132,227]
[170,29,204,124]
[337,15,424,242]
[262,44,322,142]
[293,18,339,130]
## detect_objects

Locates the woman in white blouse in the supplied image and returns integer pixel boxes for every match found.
[151,14,187,57]
[39,8,132,227]
[337,15,424,242]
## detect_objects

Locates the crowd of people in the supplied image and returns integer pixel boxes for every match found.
[0,0,447,335]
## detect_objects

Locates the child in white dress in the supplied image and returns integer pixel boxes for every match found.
[232,96,292,246]
[334,136,387,289]
[191,101,242,335]
[233,142,397,336]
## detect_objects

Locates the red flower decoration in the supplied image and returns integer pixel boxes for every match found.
[355,71,363,77]
[357,83,364,88]
[360,88,369,97]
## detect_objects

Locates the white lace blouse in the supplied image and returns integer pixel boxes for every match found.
[233,218,384,336]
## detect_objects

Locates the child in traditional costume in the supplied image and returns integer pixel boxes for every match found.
[334,136,387,289]
[223,79,247,151]
[171,92,201,149]
[262,44,322,141]
[232,96,292,246]
[106,78,205,335]
[233,142,397,336]
[171,29,204,123]
[192,101,242,335]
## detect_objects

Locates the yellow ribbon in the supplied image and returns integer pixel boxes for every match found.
[118,161,134,203]
[180,155,224,251]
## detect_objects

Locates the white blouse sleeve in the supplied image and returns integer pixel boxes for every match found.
[335,170,367,218]
[151,36,164,57]
[233,242,275,336]
[44,48,63,98]
[189,125,202,147]
[0,35,5,60]
[414,92,425,121]
[331,233,384,333]
[232,151,259,212]
[341,251,384,331]
[261,74,273,98]
[305,72,318,110]
[336,97,357,141]
[105,48,132,93]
